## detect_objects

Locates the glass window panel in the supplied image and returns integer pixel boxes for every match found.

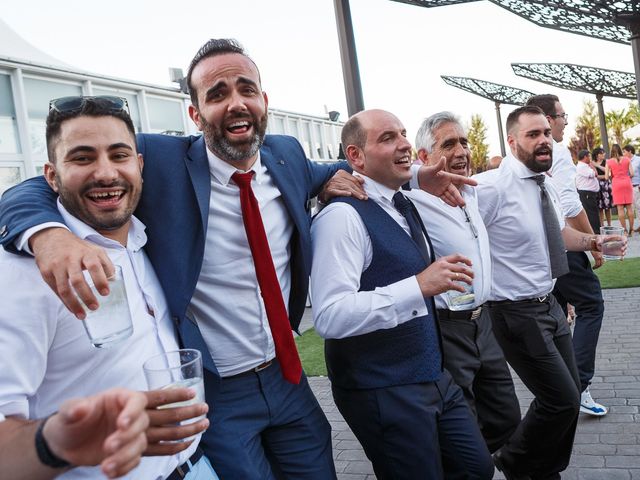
[300,121,312,158]
[324,125,335,159]
[287,119,298,137]
[24,78,82,157]
[313,123,323,159]
[0,74,20,154]
[0,166,22,194]
[93,87,142,132]
[146,96,184,135]
[273,116,285,134]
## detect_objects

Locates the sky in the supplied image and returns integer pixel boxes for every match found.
[2,0,637,156]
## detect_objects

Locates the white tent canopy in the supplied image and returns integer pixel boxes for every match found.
[624,124,640,140]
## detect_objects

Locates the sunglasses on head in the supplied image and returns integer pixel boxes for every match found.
[49,95,130,114]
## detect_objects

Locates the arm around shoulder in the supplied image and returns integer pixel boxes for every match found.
[0,176,62,253]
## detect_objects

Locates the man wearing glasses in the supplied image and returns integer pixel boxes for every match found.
[526,94,608,417]
[409,111,520,454]
[0,97,218,479]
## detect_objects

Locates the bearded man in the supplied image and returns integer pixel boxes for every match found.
[474,105,626,480]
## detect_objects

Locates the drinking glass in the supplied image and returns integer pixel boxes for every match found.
[80,265,133,348]
[143,349,206,442]
[600,226,625,260]
[447,279,475,311]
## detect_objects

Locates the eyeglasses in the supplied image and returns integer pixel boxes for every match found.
[49,96,130,114]
[550,113,568,121]
[460,206,478,239]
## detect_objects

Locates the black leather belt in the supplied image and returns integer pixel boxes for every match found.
[488,294,550,306]
[167,447,204,480]
[437,306,482,320]
[224,359,274,379]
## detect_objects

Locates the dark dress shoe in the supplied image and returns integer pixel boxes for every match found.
[493,451,531,480]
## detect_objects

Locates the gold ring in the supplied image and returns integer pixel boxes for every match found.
[454,273,459,281]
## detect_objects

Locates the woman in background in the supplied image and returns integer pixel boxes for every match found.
[593,147,612,227]
[606,144,635,234]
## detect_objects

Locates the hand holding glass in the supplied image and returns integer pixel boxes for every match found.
[447,266,475,311]
[143,349,206,443]
[599,226,627,260]
[79,265,133,348]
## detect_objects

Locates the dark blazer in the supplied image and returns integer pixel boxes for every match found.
[0,133,343,394]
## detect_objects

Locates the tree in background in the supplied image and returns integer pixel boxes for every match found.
[467,114,488,173]
[568,100,601,160]
[605,108,633,147]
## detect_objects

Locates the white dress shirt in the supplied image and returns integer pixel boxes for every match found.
[549,141,583,218]
[475,153,565,301]
[0,202,196,479]
[310,175,429,340]
[575,161,600,192]
[188,150,292,376]
[406,187,492,309]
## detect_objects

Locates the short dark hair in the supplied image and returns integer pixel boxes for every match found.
[340,115,367,153]
[592,147,605,158]
[578,149,590,161]
[525,94,560,117]
[506,105,545,134]
[46,98,136,163]
[623,144,636,155]
[186,38,258,107]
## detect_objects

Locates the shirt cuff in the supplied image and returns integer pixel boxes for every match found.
[387,276,429,322]
[15,223,69,256]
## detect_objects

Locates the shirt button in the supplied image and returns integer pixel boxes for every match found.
[412,310,418,316]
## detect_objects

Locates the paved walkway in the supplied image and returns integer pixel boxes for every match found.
[303,233,640,479]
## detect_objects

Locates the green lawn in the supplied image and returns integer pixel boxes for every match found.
[296,258,640,377]
[594,256,640,289]
[295,328,327,377]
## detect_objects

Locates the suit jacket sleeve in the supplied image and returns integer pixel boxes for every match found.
[0,176,61,254]
[306,159,350,198]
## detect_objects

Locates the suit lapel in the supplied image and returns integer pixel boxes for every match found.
[261,144,302,228]
[184,136,211,233]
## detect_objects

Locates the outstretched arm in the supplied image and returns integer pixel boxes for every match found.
[0,388,148,480]
[415,158,477,207]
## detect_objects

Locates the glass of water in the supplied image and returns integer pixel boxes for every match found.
[600,226,625,260]
[80,265,133,348]
[447,277,475,311]
[143,349,205,441]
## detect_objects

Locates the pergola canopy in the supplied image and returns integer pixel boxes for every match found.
[390,0,639,44]
[488,0,639,45]
[511,63,637,100]
[441,75,534,105]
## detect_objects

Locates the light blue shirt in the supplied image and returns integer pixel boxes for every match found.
[631,155,640,186]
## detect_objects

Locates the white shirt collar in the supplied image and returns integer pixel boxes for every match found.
[56,199,147,252]
[206,147,264,186]
[355,172,399,204]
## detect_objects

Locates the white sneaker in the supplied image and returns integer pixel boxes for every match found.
[580,388,608,416]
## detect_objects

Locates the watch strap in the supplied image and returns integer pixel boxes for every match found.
[35,414,72,468]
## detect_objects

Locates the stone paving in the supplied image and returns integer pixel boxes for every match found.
[303,232,640,479]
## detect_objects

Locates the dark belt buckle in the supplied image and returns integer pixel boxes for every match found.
[254,360,273,372]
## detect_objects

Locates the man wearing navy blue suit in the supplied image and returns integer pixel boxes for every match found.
[0,39,346,480]
[0,40,476,479]
[310,109,493,479]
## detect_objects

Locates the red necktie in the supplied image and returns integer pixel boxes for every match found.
[232,171,302,384]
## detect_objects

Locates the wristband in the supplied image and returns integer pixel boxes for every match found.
[590,236,598,252]
[35,414,72,469]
